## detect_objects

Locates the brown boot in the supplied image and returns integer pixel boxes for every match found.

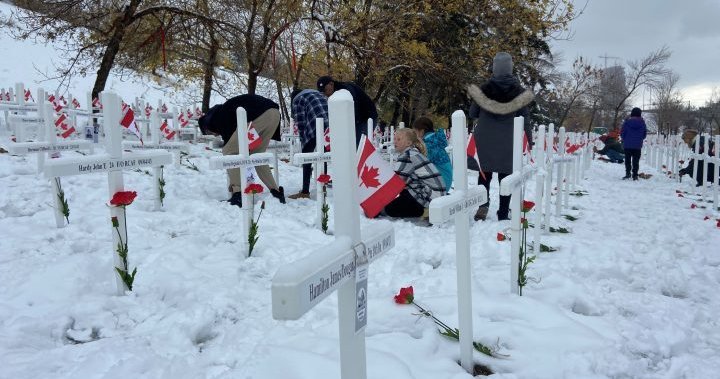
[474,206,489,221]
[288,191,310,200]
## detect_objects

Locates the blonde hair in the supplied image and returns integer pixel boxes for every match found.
[396,128,427,156]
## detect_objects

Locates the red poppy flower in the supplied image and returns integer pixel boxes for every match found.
[317,174,332,184]
[394,286,414,304]
[521,200,535,212]
[497,232,506,241]
[691,204,697,209]
[678,194,684,198]
[704,216,710,220]
[110,191,137,206]
[717,220,720,228]
[244,183,264,194]
[675,190,682,194]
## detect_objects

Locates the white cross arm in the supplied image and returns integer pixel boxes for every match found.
[271,224,395,320]
[266,141,292,153]
[8,115,43,124]
[122,141,189,152]
[208,152,274,170]
[552,156,575,164]
[292,152,332,165]
[499,165,538,196]
[44,150,173,178]
[7,140,92,155]
[429,186,487,224]
[66,109,102,117]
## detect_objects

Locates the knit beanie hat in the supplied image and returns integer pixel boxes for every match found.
[630,107,642,117]
[492,52,513,77]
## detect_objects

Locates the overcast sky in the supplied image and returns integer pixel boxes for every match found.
[550,0,720,107]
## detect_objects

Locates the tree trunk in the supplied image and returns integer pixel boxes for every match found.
[247,69,258,95]
[201,33,218,112]
[91,0,142,100]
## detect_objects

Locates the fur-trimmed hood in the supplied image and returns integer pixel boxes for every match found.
[467,84,534,116]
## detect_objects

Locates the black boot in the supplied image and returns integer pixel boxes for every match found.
[622,174,631,180]
[270,186,286,204]
[228,192,242,207]
[497,195,511,221]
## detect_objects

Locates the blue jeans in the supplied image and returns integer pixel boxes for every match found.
[605,149,624,163]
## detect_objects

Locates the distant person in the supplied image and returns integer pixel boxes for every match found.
[620,107,647,180]
[288,88,329,200]
[679,129,716,186]
[594,135,624,163]
[199,94,285,206]
[383,128,446,218]
[317,76,378,146]
[411,117,452,190]
[467,52,534,221]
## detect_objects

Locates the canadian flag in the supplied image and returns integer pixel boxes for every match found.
[92,97,103,109]
[466,134,487,181]
[72,98,81,109]
[59,95,67,105]
[356,136,406,218]
[565,137,580,154]
[194,107,203,118]
[178,112,189,128]
[324,127,331,151]
[54,113,76,139]
[186,109,193,119]
[144,104,153,118]
[4,90,10,101]
[161,103,168,113]
[247,122,262,150]
[160,119,175,140]
[120,102,143,143]
[24,89,34,102]
[523,131,534,164]
[47,95,63,112]
[292,122,299,136]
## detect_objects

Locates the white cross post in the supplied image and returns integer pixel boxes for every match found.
[555,127,567,215]
[265,140,292,186]
[428,110,487,372]
[532,125,546,253]
[272,90,395,379]
[499,117,537,295]
[292,118,332,229]
[43,92,172,293]
[543,125,555,230]
[208,107,275,257]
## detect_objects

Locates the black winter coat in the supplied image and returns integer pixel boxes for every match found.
[200,94,279,144]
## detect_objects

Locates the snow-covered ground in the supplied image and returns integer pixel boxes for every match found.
[2,3,720,378]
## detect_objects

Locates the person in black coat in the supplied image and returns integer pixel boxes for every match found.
[317,76,378,146]
[679,129,716,186]
[467,52,534,221]
[199,94,285,205]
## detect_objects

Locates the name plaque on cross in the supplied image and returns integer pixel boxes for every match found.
[265,141,291,153]
[8,140,91,155]
[8,115,43,124]
[271,224,394,320]
[429,186,487,224]
[44,150,173,178]
[208,152,273,170]
[122,141,189,152]
[292,152,332,165]
[4,105,39,112]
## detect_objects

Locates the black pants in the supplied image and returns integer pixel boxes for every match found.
[301,140,316,193]
[624,148,641,177]
[384,189,424,218]
[478,171,511,218]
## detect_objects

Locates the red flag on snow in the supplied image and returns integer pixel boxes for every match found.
[467,134,487,181]
[144,104,153,118]
[24,89,34,102]
[178,112,189,128]
[71,98,81,109]
[161,103,168,113]
[247,122,262,150]
[92,97,103,110]
[120,102,143,143]
[356,136,405,218]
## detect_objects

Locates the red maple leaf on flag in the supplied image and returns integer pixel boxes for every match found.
[360,165,381,188]
[248,132,255,141]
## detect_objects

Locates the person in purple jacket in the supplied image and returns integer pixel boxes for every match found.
[620,107,647,180]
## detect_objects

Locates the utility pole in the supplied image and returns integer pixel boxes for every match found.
[599,53,620,69]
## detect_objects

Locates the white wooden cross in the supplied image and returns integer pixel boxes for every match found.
[265,140,292,186]
[272,90,396,379]
[43,92,172,294]
[292,118,332,229]
[428,110,487,372]
[208,107,276,257]
[499,117,538,295]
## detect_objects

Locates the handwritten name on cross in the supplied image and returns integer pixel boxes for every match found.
[427,111,486,372]
[43,92,172,294]
[273,90,395,379]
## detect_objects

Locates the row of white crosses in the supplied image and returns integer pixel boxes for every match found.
[272,90,396,379]
[292,118,332,229]
[684,133,720,209]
